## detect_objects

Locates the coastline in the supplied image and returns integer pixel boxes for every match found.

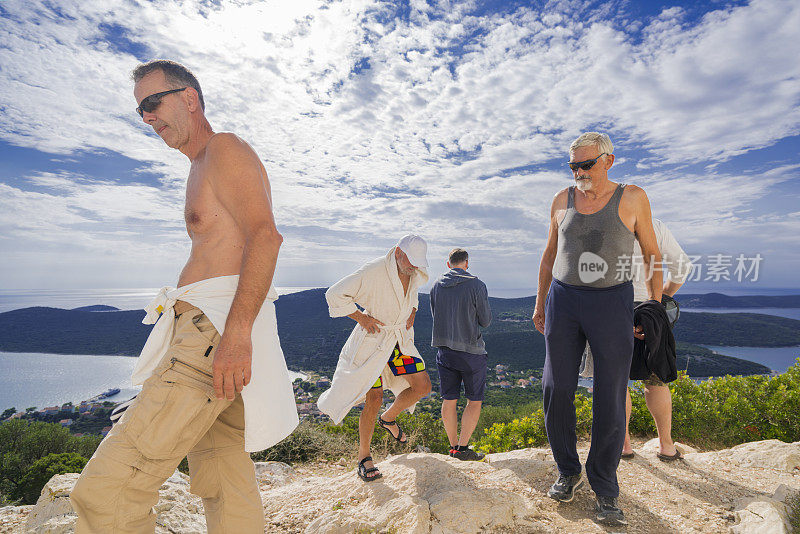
[0,351,307,413]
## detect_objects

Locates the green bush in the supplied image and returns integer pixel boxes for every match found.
[476,361,800,454]
[322,411,453,456]
[393,412,451,454]
[667,362,800,447]
[252,420,353,464]
[15,452,88,504]
[475,411,548,453]
[476,393,593,453]
[0,420,101,504]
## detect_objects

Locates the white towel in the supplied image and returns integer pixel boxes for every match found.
[132,275,298,452]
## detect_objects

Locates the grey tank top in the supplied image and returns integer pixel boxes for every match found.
[551,183,635,288]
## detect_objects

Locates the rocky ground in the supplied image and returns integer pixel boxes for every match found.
[1,439,798,533]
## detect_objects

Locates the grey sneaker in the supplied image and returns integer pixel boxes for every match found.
[595,495,627,525]
[547,473,583,502]
[450,447,485,461]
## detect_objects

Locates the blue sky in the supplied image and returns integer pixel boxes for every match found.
[1,0,798,295]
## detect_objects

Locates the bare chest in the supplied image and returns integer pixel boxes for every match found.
[399,275,410,296]
[184,170,225,236]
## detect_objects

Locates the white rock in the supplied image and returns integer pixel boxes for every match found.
[24,473,79,533]
[488,447,553,465]
[163,470,190,488]
[298,453,532,534]
[254,461,296,486]
[10,440,800,533]
[0,505,33,514]
[254,461,295,477]
[641,438,698,454]
[772,484,798,503]
[21,470,206,534]
[725,440,800,472]
[306,494,430,534]
[153,471,205,534]
[731,499,791,534]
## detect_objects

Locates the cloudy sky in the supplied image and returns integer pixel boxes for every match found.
[1,0,799,296]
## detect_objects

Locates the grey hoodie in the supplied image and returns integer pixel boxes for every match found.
[429,268,492,354]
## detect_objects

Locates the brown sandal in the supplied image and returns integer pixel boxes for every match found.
[656,450,683,462]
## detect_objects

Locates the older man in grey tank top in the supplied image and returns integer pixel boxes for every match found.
[532,132,663,526]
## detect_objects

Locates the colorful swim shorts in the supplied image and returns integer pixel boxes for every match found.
[371,344,426,388]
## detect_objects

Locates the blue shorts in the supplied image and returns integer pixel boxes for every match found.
[436,347,487,401]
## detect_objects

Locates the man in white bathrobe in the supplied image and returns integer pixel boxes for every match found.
[318,235,433,481]
[70,60,298,533]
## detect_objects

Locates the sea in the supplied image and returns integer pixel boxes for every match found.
[0,287,798,411]
[0,287,318,412]
[0,352,306,413]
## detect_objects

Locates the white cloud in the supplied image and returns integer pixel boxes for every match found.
[0,0,798,290]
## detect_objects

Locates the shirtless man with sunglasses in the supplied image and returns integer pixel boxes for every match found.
[69,60,296,533]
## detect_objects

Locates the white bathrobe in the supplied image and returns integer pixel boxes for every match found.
[131,275,299,452]
[317,248,429,424]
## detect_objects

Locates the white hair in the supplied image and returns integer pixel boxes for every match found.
[569,132,614,156]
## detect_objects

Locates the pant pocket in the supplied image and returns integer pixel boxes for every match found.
[161,357,217,398]
[128,376,216,461]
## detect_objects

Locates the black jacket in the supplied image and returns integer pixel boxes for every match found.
[631,300,677,383]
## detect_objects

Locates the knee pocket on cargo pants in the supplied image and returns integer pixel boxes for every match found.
[122,371,220,461]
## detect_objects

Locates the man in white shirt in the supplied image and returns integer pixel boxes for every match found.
[580,218,692,461]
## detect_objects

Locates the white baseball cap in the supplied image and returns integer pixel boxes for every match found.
[396,234,428,268]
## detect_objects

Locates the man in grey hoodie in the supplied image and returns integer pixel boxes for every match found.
[430,248,492,461]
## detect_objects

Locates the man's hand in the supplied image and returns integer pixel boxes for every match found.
[634,325,645,340]
[532,306,545,334]
[406,308,416,330]
[358,313,385,334]
[212,331,253,400]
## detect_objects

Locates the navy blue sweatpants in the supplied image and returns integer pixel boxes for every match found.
[542,278,633,498]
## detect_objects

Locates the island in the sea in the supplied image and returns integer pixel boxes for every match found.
[2,290,799,378]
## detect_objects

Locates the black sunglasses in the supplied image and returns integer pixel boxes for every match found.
[568,153,607,172]
[135,87,187,117]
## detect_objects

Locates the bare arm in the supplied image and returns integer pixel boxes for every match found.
[630,186,663,303]
[658,222,689,297]
[406,307,416,330]
[207,134,282,399]
[532,190,565,334]
[663,280,683,297]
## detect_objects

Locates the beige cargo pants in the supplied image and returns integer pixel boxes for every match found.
[70,306,264,533]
